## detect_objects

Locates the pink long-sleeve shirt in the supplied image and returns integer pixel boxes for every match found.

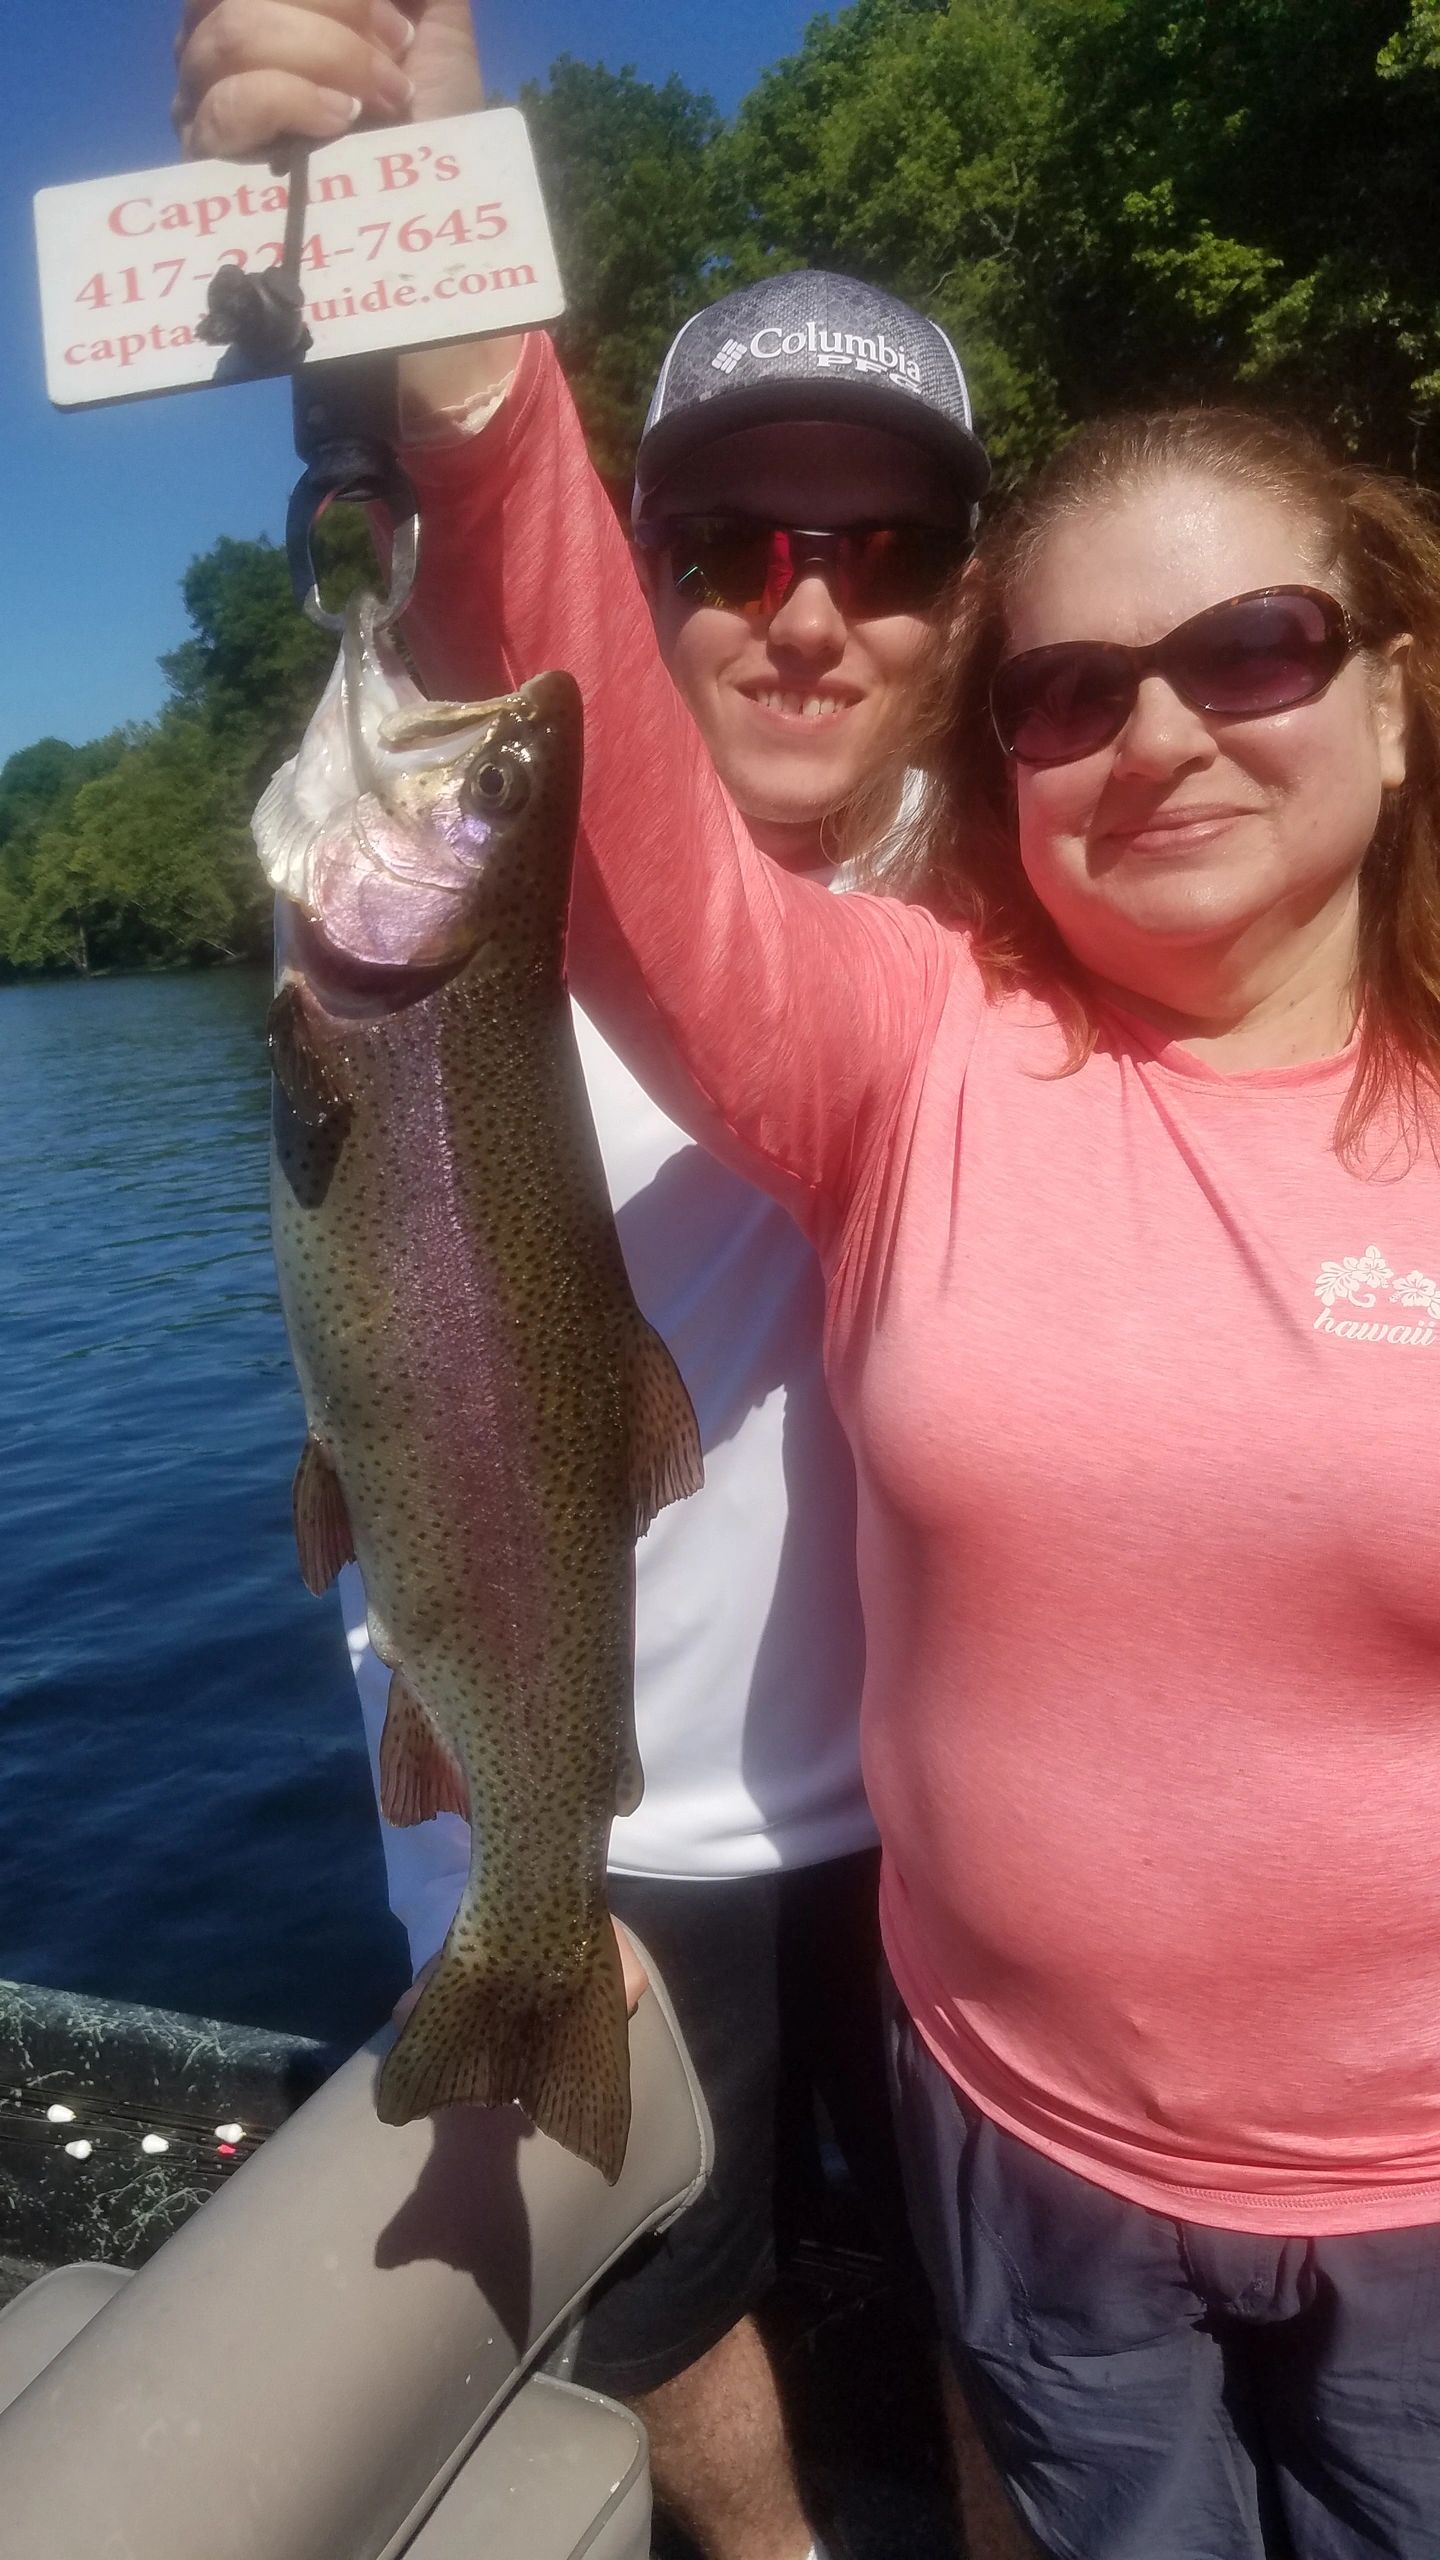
[399,333,1440,2233]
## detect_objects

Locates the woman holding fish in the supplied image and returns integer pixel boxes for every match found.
[390,343,1440,2557]
[176,11,1008,2560]
[177,10,1440,2560]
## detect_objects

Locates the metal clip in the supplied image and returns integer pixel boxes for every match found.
[286,442,421,632]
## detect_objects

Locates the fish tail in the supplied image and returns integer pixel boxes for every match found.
[376,1922,632,2183]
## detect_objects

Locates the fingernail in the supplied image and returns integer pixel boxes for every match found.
[375,62,416,112]
[315,88,364,130]
[374,2,416,53]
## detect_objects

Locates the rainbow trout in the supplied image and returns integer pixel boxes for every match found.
[254,597,702,2181]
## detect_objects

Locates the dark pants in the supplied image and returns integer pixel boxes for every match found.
[574,1852,918,2396]
[889,1993,1440,2560]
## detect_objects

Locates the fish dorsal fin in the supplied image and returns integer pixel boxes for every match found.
[624,1315,703,1540]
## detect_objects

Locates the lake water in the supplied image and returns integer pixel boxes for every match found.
[0,970,409,2047]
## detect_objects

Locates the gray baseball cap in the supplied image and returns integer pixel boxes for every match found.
[634,270,990,528]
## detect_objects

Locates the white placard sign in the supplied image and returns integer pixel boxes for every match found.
[34,107,564,409]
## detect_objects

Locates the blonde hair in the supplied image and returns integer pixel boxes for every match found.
[848,407,1440,1162]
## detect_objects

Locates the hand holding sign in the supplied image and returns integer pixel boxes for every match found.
[35,108,561,406]
[37,1,548,410]
[174,0,484,160]
[161,0,516,422]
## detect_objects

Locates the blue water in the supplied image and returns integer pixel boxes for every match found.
[0,971,409,2046]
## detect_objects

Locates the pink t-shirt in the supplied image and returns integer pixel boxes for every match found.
[399,334,1440,2233]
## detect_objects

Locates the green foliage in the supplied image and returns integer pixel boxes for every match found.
[521,58,755,477]
[8,5,1440,977]
[160,509,372,769]
[8,722,253,975]
[727,0,1069,480]
[0,510,376,980]
[1378,0,1440,76]
[0,735,123,853]
[723,0,1440,482]
[1033,0,1440,467]
[0,734,128,972]
[0,712,263,983]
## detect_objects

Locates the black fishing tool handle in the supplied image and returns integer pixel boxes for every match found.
[288,352,421,632]
[192,130,419,634]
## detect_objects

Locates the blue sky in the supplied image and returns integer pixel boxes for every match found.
[2,2,825,769]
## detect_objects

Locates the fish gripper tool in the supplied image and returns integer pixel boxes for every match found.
[288,351,421,634]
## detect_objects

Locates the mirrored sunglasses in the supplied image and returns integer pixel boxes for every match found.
[640,518,972,622]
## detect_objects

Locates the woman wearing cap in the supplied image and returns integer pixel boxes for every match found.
[174,10,1020,2560]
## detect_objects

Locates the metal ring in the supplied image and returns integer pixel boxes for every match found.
[287,450,422,632]
[298,508,420,633]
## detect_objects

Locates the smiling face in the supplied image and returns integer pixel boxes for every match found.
[1002,472,1409,1006]
[640,421,966,852]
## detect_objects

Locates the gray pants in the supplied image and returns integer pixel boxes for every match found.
[888,1993,1440,2559]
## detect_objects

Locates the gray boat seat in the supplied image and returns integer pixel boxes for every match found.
[0,1944,708,2559]
[0,2265,130,2418]
[0,2279,649,2560]
[408,2374,649,2560]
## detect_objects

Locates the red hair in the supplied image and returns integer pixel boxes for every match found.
[850,408,1440,1164]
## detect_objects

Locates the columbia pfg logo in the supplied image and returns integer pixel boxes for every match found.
[707,320,926,393]
[1313,1246,1439,1344]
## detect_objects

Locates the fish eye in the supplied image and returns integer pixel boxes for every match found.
[464,748,532,818]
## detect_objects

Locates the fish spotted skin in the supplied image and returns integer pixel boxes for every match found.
[263,633,701,2180]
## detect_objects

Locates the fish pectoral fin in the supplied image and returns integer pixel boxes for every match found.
[376,1923,632,2184]
[624,1314,704,1539]
[292,1436,355,1594]
[267,983,348,1128]
[379,1672,470,1827]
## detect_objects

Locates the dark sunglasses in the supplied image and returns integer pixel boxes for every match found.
[638,517,972,622]
[990,585,1360,768]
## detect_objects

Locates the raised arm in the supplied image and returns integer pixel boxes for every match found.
[397,336,956,1240]
[175,0,516,423]
[175,3,959,1233]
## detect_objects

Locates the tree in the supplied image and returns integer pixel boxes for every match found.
[8,720,261,975]
[730,0,1440,478]
[522,58,752,476]
[159,509,373,776]
[0,521,371,976]
[0,734,128,975]
[0,735,125,886]
[1033,0,1440,470]
[728,0,1068,482]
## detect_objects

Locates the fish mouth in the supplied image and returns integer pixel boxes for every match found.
[380,689,537,758]
[357,602,573,764]
[280,902,468,1017]
[358,612,520,765]
[254,593,582,955]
